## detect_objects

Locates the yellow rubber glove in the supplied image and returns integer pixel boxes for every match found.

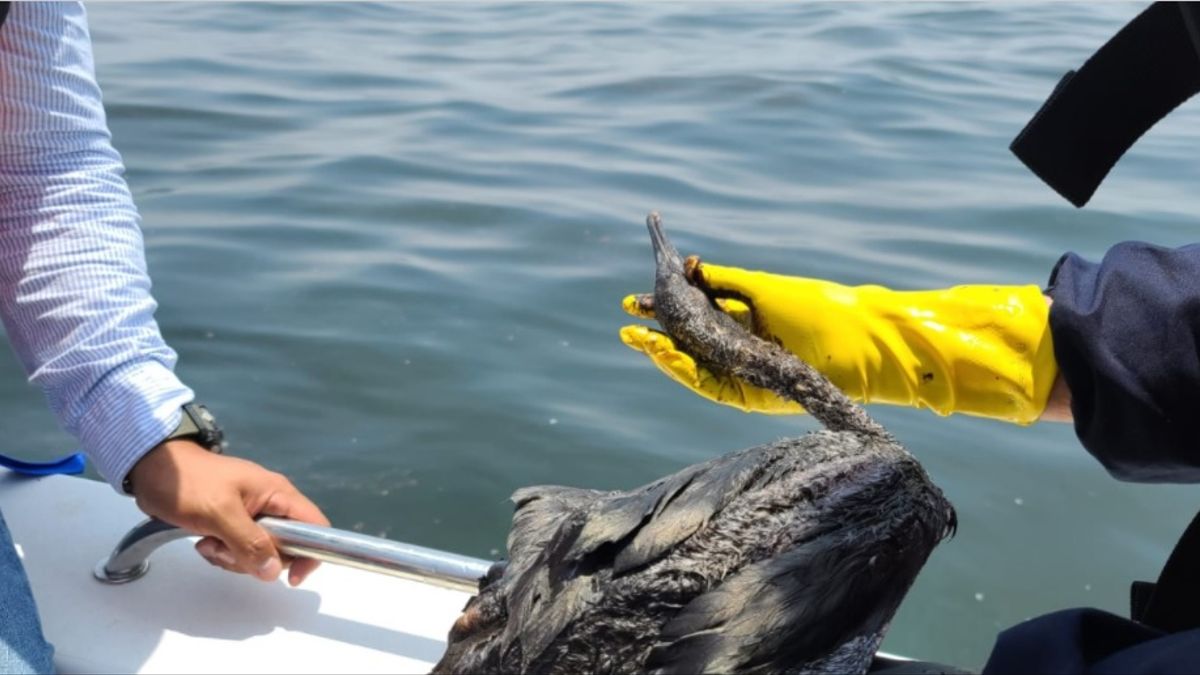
[620,262,1058,425]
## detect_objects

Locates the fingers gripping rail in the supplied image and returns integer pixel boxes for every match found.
[93,516,495,594]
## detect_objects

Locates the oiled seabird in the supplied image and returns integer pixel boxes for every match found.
[433,213,956,675]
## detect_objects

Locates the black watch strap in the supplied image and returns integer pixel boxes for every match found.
[122,403,226,495]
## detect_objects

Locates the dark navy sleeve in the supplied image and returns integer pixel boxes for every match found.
[1047,241,1200,483]
[983,608,1200,674]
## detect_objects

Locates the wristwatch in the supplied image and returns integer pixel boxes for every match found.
[122,403,227,495]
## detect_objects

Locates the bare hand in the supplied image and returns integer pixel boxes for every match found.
[126,440,330,586]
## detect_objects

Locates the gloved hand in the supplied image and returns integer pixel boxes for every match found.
[620,261,1058,425]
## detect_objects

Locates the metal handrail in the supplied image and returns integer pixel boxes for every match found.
[92,519,935,670]
[94,516,494,594]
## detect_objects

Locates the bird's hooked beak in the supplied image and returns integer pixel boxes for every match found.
[646,211,686,278]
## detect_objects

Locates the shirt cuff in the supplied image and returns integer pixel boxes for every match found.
[74,359,195,492]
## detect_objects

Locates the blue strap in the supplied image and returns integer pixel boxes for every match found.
[0,451,86,476]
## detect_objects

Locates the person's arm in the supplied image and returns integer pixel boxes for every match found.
[621,235,1200,481]
[0,1,192,492]
[1048,242,1200,482]
[0,2,328,584]
[621,268,1060,425]
[1039,368,1073,423]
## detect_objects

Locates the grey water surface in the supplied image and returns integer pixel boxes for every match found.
[3,2,1199,669]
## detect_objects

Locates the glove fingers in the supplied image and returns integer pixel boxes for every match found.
[622,294,656,320]
[714,297,753,330]
[620,325,701,388]
[694,262,763,299]
[622,292,753,331]
[619,325,805,414]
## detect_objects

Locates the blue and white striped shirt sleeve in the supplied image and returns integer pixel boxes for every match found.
[0,2,194,491]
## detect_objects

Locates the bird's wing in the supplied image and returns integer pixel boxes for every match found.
[497,445,789,666]
[645,521,935,675]
[434,487,599,674]
[569,442,792,575]
[508,485,603,567]
[500,484,606,667]
[497,440,809,668]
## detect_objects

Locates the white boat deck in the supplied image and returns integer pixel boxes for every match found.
[0,473,470,674]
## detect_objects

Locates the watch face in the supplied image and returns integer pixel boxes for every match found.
[185,404,226,452]
[196,406,218,427]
